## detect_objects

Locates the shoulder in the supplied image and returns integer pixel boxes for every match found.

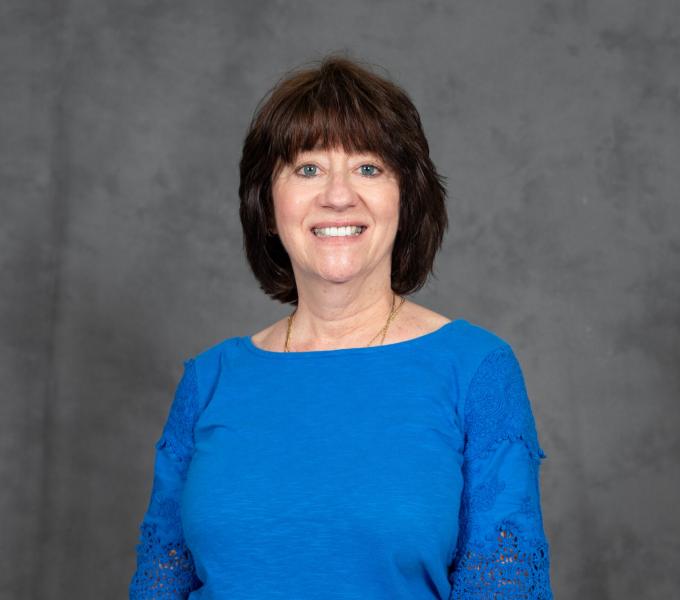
[450,319,528,403]
[451,318,510,353]
[178,334,242,415]
[391,303,513,359]
[444,317,514,381]
[192,334,241,369]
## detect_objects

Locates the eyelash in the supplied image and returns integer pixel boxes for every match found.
[294,163,383,178]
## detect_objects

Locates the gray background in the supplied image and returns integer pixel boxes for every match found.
[2,1,678,598]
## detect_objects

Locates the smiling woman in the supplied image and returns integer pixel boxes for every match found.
[129,52,553,599]
[237,55,449,312]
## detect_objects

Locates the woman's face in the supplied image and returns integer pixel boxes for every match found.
[271,146,400,287]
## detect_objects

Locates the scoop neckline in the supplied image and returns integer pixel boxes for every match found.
[240,318,465,359]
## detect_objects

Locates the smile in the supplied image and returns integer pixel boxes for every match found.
[312,225,367,238]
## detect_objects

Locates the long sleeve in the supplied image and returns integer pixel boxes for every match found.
[129,358,203,598]
[449,344,553,599]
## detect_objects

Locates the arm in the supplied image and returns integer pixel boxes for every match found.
[449,344,553,599]
[129,359,203,599]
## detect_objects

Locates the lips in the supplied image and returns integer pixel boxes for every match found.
[310,222,368,230]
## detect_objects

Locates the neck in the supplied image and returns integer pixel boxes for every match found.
[287,285,399,351]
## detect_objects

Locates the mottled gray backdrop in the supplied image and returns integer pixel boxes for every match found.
[2,1,679,598]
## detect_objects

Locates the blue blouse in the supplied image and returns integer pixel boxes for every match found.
[129,318,552,599]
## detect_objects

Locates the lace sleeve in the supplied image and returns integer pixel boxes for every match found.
[448,344,553,599]
[129,358,203,599]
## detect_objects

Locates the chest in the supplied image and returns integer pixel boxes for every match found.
[182,357,465,568]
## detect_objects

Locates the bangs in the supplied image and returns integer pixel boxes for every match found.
[267,70,399,174]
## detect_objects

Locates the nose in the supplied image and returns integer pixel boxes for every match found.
[320,169,357,208]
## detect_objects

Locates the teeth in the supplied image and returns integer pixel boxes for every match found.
[313,226,365,237]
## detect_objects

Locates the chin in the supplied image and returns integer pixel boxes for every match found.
[316,268,363,284]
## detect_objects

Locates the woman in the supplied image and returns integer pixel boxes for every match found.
[129,55,553,599]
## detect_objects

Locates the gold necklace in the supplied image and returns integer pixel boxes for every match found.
[284,293,406,352]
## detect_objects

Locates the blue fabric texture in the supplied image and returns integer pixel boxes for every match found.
[129,319,552,599]
[128,359,202,597]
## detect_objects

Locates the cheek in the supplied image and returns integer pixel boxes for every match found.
[375,185,400,226]
[272,186,302,223]
[277,200,308,232]
[272,190,313,247]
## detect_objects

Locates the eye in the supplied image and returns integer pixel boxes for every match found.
[294,162,383,178]
[359,164,382,177]
[295,164,319,178]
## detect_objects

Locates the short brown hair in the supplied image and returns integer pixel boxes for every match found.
[238,52,448,305]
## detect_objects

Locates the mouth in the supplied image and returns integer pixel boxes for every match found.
[311,224,368,238]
